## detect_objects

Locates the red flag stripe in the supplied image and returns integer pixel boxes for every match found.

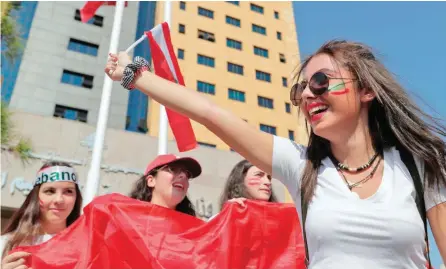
[79,1,104,23]
[146,23,197,152]
[79,1,128,23]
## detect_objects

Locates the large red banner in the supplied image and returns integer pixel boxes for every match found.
[13,193,306,269]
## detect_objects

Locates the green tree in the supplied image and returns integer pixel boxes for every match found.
[1,1,23,62]
[1,3,32,162]
[1,101,33,162]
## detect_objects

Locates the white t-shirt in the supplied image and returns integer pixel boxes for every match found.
[0,233,54,256]
[272,136,446,269]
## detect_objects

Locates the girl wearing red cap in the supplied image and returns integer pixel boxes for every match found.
[129,154,202,216]
[1,161,82,269]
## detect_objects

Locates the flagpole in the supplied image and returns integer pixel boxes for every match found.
[83,0,126,208]
[157,0,171,155]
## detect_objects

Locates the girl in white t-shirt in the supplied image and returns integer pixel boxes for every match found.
[105,40,446,268]
[1,161,83,269]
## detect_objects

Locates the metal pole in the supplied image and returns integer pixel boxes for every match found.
[157,0,172,155]
[83,1,126,208]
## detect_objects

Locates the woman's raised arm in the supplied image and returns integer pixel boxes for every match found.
[106,52,275,175]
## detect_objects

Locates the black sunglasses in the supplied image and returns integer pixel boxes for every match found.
[290,72,356,106]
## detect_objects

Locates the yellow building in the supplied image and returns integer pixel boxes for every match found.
[147,1,307,150]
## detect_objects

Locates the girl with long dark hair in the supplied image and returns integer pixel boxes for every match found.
[129,154,202,216]
[219,159,277,210]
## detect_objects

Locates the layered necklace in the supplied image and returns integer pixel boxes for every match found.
[329,152,381,191]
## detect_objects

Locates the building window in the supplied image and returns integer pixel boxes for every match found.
[137,119,148,133]
[61,70,93,89]
[226,38,242,50]
[260,124,276,135]
[198,29,215,42]
[228,88,245,102]
[274,11,279,19]
[256,70,271,82]
[250,3,264,14]
[75,9,103,27]
[279,53,286,63]
[227,1,239,5]
[54,105,88,123]
[226,15,241,27]
[198,142,217,148]
[258,96,274,109]
[288,130,295,141]
[254,46,268,58]
[197,54,215,67]
[252,24,266,35]
[67,38,99,56]
[180,1,186,10]
[178,49,184,59]
[227,62,244,75]
[179,24,185,34]
[198,7,214,19]
[285,102,291,113]
[277,31,282,40]
[197,81,215,95]
[282,77,288,87]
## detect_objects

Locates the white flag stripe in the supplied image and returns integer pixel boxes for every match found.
[150,24,179,83]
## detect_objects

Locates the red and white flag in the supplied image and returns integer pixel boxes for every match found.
[145,23,198,152]
[79,1,127,23]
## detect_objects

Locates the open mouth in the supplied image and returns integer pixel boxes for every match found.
[308,105,329,116]
[172,183,185,190]
[306,103,329,122]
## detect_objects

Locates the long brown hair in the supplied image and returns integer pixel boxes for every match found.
[129,169,196,217]
[1,161,83,258]
[295,40,446,205]
[219,159,278,210]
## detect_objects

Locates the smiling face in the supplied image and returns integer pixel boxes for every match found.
[298,53,375,141]
[243,166,272,201]
[38,181,77,226]
[147,163,192,209]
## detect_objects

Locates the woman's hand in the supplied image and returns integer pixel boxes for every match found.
[1,251,31,269]
[104,52,132,81]
[228,197,247,208]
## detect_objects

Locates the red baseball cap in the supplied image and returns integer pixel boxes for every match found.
[144,154,202,178]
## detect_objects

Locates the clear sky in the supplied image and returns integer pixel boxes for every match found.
[293,1,445,267]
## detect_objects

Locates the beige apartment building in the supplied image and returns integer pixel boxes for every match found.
[1,1,303,227]
[147,1,307,150]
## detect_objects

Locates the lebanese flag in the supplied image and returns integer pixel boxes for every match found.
[146,23,198,152]
[79,1,128,23]
[12,193,306,269]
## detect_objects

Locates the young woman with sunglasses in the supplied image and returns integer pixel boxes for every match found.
[1,161,83,269]
[129,154,202,216]
[105,40,446,268]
